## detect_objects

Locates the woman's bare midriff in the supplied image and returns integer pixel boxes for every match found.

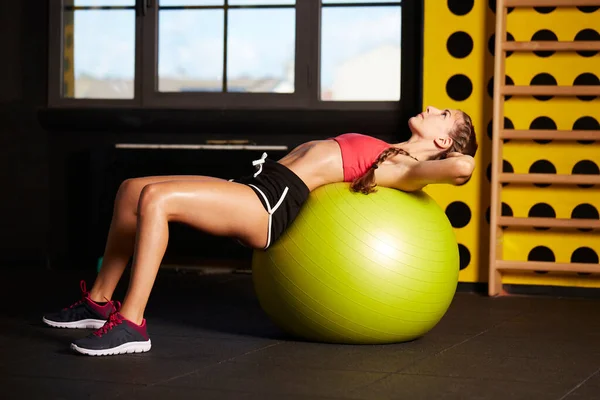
[277,139,345,191]
[277,138,414,192]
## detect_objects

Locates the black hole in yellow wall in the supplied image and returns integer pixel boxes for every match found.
[530,73,557,101]
[572,203,599,232]
[488,32,514,57]
[531,29,558,57]
[446,201,472,228]
[573,160,599,189]
[573,72,599,101]
[446,74,473,101]
[528,246,555,274]
[575,29,600,57]
[529,116,556,144]
[573,116,599,144]
[447,31,473,59]
[487,117,513,143]
[448,0,473,16]
[528,203,556,231]
[488,75,514,101]
[529,160,556,188]
[458,244,471,270]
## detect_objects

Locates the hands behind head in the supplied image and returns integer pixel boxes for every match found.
[446,151,475,165]
[445,152,475,185]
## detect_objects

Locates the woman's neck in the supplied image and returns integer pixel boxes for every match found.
[392,140,441,162]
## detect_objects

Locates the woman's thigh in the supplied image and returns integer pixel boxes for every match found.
[116,175,226,212]
[139,180,269,249]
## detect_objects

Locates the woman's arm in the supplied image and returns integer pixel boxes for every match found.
[391,154,475,192]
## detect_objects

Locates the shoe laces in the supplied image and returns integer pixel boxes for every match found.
[64,281,122,312]
[93,301,123,337]
[64,280,89,310]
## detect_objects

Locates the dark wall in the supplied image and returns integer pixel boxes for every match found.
[42,110,407,271]
[1,2,415,271]
[0,1,49,267]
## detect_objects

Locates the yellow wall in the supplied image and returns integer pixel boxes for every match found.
[422,1,600,288]
[64,1,74,97]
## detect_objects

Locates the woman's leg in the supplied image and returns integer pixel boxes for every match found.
[70,179,268,355]
[118,179,269,324]
[88,175,226,303]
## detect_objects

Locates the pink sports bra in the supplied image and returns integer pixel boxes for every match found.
[331,133,392,182]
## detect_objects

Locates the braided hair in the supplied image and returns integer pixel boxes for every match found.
[350,110,477,195]
[350,147,416,195]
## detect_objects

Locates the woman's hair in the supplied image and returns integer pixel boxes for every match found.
[350,147,410,195]
[350,110,478,195]
[431,110,478,160]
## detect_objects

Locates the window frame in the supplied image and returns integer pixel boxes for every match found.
[47,0,422,113]
[141,1,311,109]
[47,1,144,108]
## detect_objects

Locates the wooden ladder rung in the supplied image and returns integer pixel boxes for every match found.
[503,41,600,52]
[499,173,600,185]
[501,129,600,141]
[497,216,600,229]
[504,0,600,7]
[501,85,600,96]
[496,260,599,274]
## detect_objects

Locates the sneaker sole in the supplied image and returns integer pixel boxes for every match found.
[42,317,106,330]
[70,340,152,356]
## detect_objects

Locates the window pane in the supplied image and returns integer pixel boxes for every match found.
[158,10,224,92]
[159,1,224,6]
[227,9,295,93]
[63,5,135,99]
[229,0,295,5]
[321,6,400,101]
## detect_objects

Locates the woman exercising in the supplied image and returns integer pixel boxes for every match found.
[43,105,478,356]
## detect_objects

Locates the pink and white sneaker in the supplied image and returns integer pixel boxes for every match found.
[70,311,151,356]
[42,280,121,330]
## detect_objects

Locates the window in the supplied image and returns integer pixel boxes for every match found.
[48,0,419,111]
[57,0,137,100]
[320,0,401,102]
[158,0,296,94]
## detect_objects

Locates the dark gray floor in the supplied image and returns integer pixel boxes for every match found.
[2,268,600,400]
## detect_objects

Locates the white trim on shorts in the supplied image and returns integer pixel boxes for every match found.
[248,184,289,249]
[230,152,289,249]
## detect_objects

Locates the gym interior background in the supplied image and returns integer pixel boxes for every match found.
[0,0,598,294]
[2,2,600,399]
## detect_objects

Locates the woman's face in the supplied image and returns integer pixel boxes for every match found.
[408,105,461,141]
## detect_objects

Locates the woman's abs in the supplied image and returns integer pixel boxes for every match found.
[277,140,344,191]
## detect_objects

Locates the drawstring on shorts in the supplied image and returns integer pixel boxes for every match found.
[252,152,268,177]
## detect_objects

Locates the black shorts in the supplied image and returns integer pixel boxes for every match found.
[230,153,310,249]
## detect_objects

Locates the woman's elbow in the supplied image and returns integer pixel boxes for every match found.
[454,174,472,186]
[453,159,475,186]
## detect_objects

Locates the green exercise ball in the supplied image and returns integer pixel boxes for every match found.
[252,182,459,344]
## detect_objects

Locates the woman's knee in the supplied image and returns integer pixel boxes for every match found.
[113,178,143,214]
[116,178,141,201]
[137,183,168,215]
